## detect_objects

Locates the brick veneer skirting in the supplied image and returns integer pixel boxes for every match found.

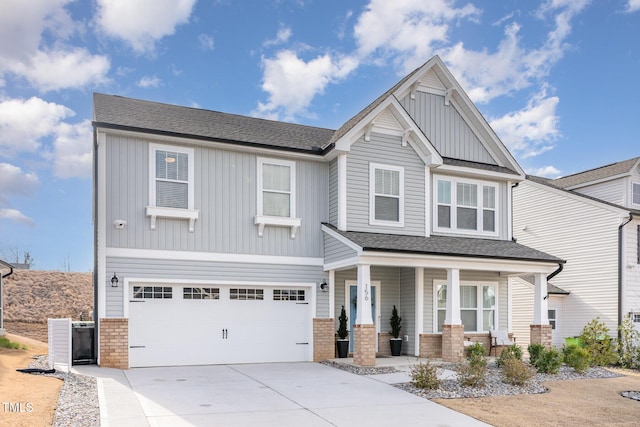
[99,318,129,369]
[313,318,335,362]
[353,324,376,366]
[377,332,392,357]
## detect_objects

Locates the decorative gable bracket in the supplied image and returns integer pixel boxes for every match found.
[364,122,375,142]
[402,129,412,147]
[445,88,456,106]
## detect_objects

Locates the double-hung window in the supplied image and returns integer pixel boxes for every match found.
[370,163,404,226]
[147,144,198,231]
[632,183,640,205]
[256,157,300,238]
[435,176,498,235]
[436,282,496,332]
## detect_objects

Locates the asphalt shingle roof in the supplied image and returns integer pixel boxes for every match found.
[324,224,564,264]
[93,93,336,153]
[551,157,640,189]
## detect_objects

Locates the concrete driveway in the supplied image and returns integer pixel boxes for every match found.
[77,362,489,426]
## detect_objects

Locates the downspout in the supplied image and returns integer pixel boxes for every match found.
[547,263,563,282]
[618,213,633,340]
[92,125,99,360]
[0,261,14,279]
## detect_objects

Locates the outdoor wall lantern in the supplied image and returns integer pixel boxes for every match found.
[320,280,328,292]
[111,273,119,287]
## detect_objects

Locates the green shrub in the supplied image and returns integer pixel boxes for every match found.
[579,318,617,366]
[456,353,488,387]
[389,305,402,338]
[618,314,640,369]
[535,348,563,374]
[497,344,523,367]
[337,305,349,339]
[466,342,487,358]
[502,358,535,385]
[410,361,440,389]
[528,343,545,366]
[0,337,27,350]
[564,344,591,373]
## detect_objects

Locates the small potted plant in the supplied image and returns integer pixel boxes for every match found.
[389,305,402,356]
[336,305,349,358]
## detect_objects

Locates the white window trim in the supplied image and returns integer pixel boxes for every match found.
[433,175,499,237]
[255,157,301,238]
[548,309,557,330]
[369,163,405,227]
[147,143,198,232]
[632,182,640,206]
[433,280,499,333]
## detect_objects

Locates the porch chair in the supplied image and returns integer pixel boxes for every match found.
[489,329,515,356]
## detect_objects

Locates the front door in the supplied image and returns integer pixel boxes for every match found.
[347,283,378,352]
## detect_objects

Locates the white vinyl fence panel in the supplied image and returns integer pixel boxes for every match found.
[48,318,71,372]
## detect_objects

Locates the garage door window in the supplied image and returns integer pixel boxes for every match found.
[183,287,219,300]
[273,289,305,301]
[230,288,264,300]
[133,286,172,299]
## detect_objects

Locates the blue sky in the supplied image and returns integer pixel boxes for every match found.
[1,0,640,271]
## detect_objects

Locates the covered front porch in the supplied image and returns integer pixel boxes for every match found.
[320,225,564,366]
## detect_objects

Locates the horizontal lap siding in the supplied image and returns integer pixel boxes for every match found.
[400,268,416,355]
[105,134,327,257]
[347,133,425,235]
[323,234,357,264]
[104,258,326,318]
[400,92,495,165]
[574,178,626,206]
[513,180,621,337]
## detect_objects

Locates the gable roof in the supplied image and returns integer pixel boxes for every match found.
[93,93,335,154]
[551,156,640,189]
[527,175,640,216]
[323,223,563,264]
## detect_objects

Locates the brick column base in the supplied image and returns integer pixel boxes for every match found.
[100,318,129,369]
[442,324,464,362]
[530,324,552,349]
[313,318,335,362]
[353,324,376,366]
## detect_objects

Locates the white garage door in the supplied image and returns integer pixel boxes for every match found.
[128,284,312,367]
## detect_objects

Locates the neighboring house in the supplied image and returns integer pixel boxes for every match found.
[93,56,563,369]
[512,158,640,347]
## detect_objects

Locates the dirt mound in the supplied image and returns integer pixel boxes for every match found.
[3,270,93,323]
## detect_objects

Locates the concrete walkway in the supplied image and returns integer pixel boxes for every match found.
[74,362,489,427]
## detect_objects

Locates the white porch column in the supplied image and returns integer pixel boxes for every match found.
[414,267,424,356]
[444,268,461,325]
[356,264,373,324]
[532,273,549,325]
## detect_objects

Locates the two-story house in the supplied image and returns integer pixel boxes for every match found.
[512,158,640,347]
[93,56,563,369]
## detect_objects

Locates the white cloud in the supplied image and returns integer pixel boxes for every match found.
[0,97,73,155]
[8,48,109,92]
[96,0,197,53]
[626,0,640,13]
[489,90,560,159]
[443,0,590,104]
[353,0,480,72]
[198,34,215,51]
[138,75,161,88]
[0,209,35,226]
[527,165,561,178]
[263,26,292,47]
[254,50,358,121]
[0,163,39,197]
[0,0,109,92]
[53,120,92,179]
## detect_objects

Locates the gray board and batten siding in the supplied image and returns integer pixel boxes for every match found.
[105,134,328,258]
[104,258,328,318]
[346,132,426,236]
[399,91,496,165]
